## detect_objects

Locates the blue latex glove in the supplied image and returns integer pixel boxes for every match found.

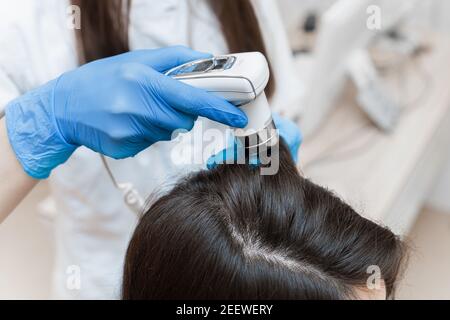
[207,113,302,169]
[5,46,248,179]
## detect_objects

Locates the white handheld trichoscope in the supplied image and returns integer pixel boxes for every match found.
[105,52,278,216]
[165,52,278,155]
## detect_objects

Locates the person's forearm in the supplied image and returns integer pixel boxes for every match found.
[0,117,38,222]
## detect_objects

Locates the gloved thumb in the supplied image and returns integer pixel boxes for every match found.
[116,46,212,73]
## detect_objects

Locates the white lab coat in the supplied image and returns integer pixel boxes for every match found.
[0,0,302,299]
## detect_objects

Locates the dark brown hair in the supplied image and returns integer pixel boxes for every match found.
[122,142,405,299]
[71,0,275,98]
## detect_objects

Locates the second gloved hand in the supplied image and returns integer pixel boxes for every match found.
[207,113,302,169]
[5,46,248,179]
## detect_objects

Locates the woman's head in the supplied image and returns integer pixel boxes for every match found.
[122,143,405,300]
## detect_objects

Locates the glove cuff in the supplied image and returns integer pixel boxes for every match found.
[5,79,77,179]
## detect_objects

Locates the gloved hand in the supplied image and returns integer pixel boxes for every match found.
[207,113,302,169]
[5,46,248,179]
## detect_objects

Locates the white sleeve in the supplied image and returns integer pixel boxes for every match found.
[0,69,21,117]
[0,0,78,117]
[251,0,305,115]
[0,0,31,116]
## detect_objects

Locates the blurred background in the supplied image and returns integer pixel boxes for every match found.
[2,0,450,299]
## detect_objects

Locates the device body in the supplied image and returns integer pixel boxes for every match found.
[166,52,278,155]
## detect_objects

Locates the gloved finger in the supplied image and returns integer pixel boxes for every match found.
[150,70,248,128]
[272,113,302,163]
[207,143,238,169]
[207,141,259,170]
[207,114,303,169]
[118,46,212,73]
[207,151,260,169]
